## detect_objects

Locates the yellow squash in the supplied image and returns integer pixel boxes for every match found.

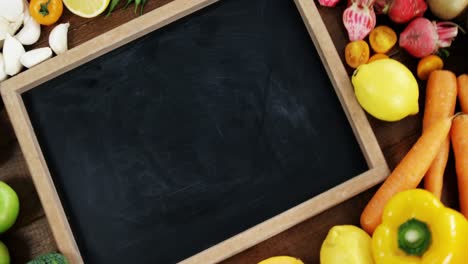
[372,189,468,264]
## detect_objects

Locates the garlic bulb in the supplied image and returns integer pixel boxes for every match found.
[20,47,52,68]
[3,33,25,76]
[49,23,70,55]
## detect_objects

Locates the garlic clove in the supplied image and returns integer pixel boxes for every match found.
[8,13,24,35]
[3,33,25,76]
[0,0,24,23]
[15,15,40,45]
[20,47,52,68]
[49,23,70,55]
[22,0,30,20]
[0,53,7,81]
[0,17,10,47]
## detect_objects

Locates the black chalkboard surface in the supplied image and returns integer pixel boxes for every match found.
[23,0,367,262]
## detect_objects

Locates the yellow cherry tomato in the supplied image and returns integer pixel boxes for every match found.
[369,26,397,54]
[345,40,370,69]
[417,55,444,81]
[30,0,63,26]
[368,53,389,63]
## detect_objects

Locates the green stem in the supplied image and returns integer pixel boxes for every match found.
[398,218,431,256]
[106,0,120,16]
[39,0,51,17]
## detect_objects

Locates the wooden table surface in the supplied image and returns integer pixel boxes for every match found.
[0,0,466,263]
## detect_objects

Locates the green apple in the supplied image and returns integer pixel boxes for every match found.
[0,181,19,233]
[0,241,9,264]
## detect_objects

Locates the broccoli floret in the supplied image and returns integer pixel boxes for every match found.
[26,253,68,264]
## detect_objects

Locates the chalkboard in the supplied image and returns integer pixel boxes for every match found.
[22,0,367,262]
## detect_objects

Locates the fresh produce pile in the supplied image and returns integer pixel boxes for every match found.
[257,0,468,263]
[0,0,148,83]
[0,181,18,264]
[0,0,150,259]
[0,180,68,264]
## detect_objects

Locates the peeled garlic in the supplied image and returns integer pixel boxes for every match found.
[22,0,30,19]
[8,13,23,34]
[0,18,9,47]
[0,0,24,22]
[3,33,25,76]
[20,47,52,68]
[0,53,7,81]
[49,23,69,55]
[15,15,40,45]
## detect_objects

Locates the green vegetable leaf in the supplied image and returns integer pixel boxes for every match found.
[107,0,121,16]
[124,0,134,8]
[437,48,450,59]
[107,0,149,16]
[141,0,147,15]
[135,0,142,13]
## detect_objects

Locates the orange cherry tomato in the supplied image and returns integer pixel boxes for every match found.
[345,40,370,69]
[417,55,444,81]
[369,26,397,54]
[30,0,63,26]
[367,53,389,63]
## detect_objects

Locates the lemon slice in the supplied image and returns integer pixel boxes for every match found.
[63,0,111,18]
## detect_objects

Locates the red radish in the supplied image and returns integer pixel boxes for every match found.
[399,17,459,58]
[319,0,341,7]
[343,1,376,41]
[374,0,427,24]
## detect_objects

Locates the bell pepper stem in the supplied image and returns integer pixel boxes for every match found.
[398,218,431,256]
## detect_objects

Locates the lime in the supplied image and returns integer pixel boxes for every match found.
[63,0,111,18]
[0,241,9,264]
[352,59,419,122]
[0,181,19,233]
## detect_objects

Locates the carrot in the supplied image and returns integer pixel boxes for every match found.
[360,116,453,234]
[423,70,457,199]
[452,114,468,218]
[458,74,468,113]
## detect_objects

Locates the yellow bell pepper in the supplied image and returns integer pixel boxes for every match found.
[372,189,468,264]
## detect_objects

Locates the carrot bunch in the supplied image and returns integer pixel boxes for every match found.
[454,75,468,217]
[360,71,468,234]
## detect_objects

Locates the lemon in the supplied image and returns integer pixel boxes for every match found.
[63,0,111,18]
[320,225,374,264]
[352,59,419,122]
[258,256,304,264]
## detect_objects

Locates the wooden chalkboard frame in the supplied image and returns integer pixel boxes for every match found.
[1,0,389,263]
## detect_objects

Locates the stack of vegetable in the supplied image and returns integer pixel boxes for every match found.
[0,0,69,82]
[316,2,468,256]
[0,181,20,264]
[318,70,468,263]
[0,0,151,83]
[330,0,467,65]
[320,0,467,123]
